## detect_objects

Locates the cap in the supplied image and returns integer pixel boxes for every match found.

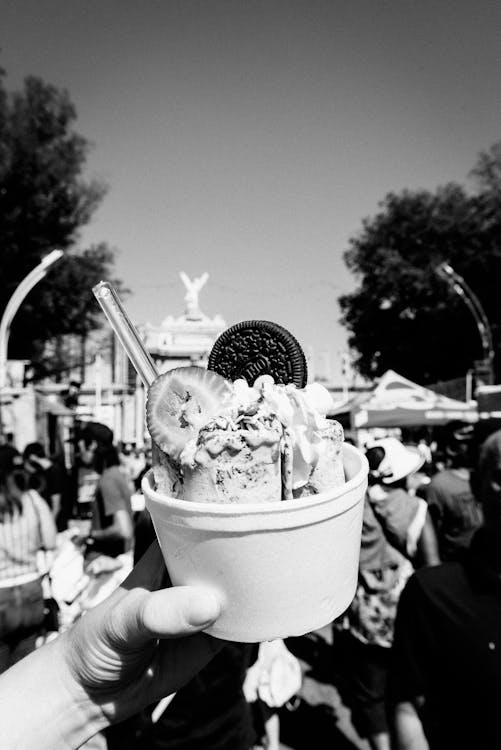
[23,442,46,459]
[76,421,114,447]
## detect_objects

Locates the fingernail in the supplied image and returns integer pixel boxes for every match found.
[187,590,221,627]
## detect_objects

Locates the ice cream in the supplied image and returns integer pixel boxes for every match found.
[182,413,283,504]
[93,285,367,641]
[146,368,345,503]
[293,422,345,498]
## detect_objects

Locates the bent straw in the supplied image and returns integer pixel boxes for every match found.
[93,281,158,387]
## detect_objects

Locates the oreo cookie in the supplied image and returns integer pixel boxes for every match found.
[208,320,308,388]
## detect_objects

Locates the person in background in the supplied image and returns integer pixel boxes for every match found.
[119,442,146,491]
[22,442,66,529]
[424,422,483,562]
[406,465,431,500]
[335,437,439,750]
[0,453,57,673]
[428,445,446,476]
[71,421,114,522]
[134,445,152,492]
[74,441,101,523]
[416,437,432,466]
[132,446,147,481]
[389,428,501,749]
[85,444,134,559]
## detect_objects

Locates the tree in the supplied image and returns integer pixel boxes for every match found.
[339,146,501,385]
[0,70,121,373]
[25,244,126,380]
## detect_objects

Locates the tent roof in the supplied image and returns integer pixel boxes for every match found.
[332,370,478,428]
[371,370,471,408]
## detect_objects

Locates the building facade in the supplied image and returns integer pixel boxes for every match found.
[33,272,227,452]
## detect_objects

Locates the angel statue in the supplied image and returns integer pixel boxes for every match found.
[179,271,209,319]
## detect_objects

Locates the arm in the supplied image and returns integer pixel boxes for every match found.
[388,575,435,750]
[32,491,57,550]
[94,471,134,542]
[393,700,429,750]
[416,511,440,566]
[46,463,65,521]
[49,492,62,521]
[0,633,103,749]
[91,508,133,543]
[0,542,222,750]
[369,487,424,558]
[423,482,443,534]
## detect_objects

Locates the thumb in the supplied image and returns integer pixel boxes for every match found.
[122,585,222,646]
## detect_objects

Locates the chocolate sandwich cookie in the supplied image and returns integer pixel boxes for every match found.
[208,320,308,388]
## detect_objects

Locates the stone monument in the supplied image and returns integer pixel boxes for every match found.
[179,271,209,320]
[141,272,226,373]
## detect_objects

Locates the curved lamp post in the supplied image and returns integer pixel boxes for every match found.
[435,261,494,385]
[0,250,64,431]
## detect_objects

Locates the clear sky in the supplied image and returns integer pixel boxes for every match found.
[1,0,500,381]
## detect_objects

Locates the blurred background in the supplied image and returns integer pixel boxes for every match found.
[1,4,501,747]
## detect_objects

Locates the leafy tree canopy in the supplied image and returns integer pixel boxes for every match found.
[23,245,126,380]
[339,144,501,385]
[0,69,123,373]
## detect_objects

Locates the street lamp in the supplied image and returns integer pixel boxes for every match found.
[435,261,494,386]
[0,250,64,431]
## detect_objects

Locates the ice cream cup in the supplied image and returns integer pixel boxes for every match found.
[142,442,368,642]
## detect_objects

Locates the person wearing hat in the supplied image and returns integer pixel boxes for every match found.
[334,437,439,750]
[388,428,501,749]
[71,421,115,522]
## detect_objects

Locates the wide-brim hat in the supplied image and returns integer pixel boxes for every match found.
[367,437,425,484]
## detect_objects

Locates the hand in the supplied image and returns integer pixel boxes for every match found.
[60,540,222,728]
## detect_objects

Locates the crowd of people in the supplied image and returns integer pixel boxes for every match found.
[0,418,499,749]
[334,423,484,750]
[0,431,153,666]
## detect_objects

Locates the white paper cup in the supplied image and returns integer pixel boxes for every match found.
[142,442,368,642]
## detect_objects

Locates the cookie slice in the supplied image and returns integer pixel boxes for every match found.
[208,320,308,388]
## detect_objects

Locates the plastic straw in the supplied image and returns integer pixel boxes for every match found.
[93,281,158,387]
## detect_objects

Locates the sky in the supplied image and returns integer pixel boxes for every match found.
[1,0,500,382]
